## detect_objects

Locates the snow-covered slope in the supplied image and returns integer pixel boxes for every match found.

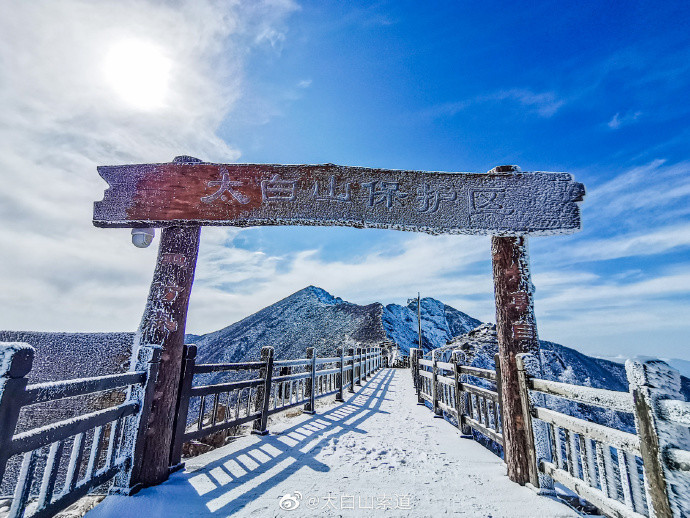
[381,297,480,356]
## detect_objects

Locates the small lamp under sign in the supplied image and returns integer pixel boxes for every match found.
[131,228,155,248]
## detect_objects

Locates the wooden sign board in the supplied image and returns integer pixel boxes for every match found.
[93,162,585,236]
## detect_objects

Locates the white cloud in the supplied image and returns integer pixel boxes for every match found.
[0,0,297,332]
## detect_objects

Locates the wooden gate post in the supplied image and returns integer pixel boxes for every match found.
[131,225,201,488]
[491,221,542,485]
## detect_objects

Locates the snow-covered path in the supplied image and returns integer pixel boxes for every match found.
[87,369,578,517]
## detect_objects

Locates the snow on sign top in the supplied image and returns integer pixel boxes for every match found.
[92,160,585,236]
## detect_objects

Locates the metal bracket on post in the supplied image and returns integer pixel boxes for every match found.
[253,347,274,435]
[304,347,316,414]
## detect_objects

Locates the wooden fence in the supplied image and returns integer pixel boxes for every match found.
[409,347,690,518]
[171,345,382,464]
[0,342,382,518]
[0,343,160,518]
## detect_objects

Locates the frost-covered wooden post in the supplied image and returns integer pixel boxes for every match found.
[355,348,362,387]
[170,345,197,467]
[132,225,200,487]
[336,347,345,402]
[452,352,472,436]
[114,345,162,492]
[411,349,424,405]
[431,349,442,417]
[626,359,690,518]
[491,167,544,486]
[304,347,316,414]
[253,347,274,435]
[360,348,366,382]
[0,342,34,485]
[516,353,554,493]
[347,348,355,394]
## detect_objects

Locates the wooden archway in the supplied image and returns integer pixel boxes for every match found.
[93,156,585,487]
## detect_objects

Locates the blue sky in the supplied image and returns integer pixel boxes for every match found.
[0,1,688,362]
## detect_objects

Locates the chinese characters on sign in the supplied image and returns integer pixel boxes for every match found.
[94,162,584,236]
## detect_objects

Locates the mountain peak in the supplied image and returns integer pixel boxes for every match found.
[298,285,344,306]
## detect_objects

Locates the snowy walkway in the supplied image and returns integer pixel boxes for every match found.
[87,369,578,517]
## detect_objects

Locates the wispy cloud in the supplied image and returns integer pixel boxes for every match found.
[608,111,642,129]
[422,88,565,120]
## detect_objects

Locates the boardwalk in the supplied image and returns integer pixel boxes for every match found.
[86,369,578,517]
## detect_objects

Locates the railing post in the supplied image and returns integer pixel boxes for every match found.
[355,348,362,386]
[170,344,197,468]
[494,353,505,432]
[432,350,442,417]
[336,347,344,402]
[452,352,472,437]
[516,353,554,493]
[304,347,316,414]
[626,359,690,518]
[360,347,369,381]
[0,342,34,485]
[411,349,424,405]
[348,348,355,393]
[253,346,274,435]
[113,344,162,494]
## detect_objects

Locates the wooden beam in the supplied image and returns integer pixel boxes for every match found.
[132,225,201,487]
[93,161,584,236]
[492,230,541,485]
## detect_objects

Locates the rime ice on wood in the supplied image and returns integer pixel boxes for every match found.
[93,162,584,236]
[626,359,690,518]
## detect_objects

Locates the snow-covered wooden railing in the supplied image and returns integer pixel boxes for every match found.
[410,346,690,518]
[519,353,690,518]
[170,345,382,466]
[410,348,503,446]
[0,342,160,518]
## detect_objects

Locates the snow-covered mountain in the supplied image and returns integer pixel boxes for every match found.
[192,286,480,365]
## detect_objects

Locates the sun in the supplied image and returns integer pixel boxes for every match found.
[103,39,172,110]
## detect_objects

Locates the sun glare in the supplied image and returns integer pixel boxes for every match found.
[104,39,172,110]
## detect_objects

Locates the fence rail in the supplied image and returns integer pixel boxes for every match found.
[0,342,160,518]
[410,347,690,518]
